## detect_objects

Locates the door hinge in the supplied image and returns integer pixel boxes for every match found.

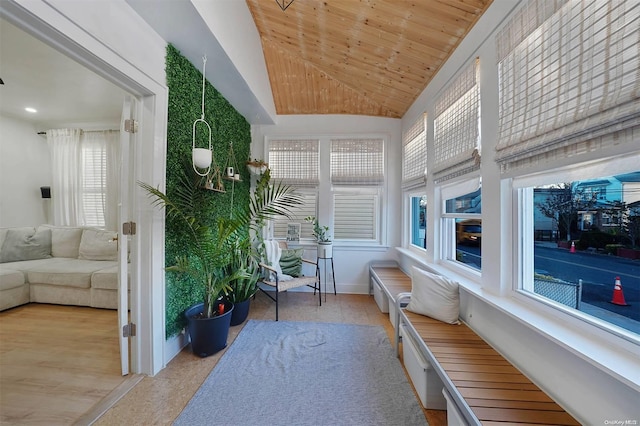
[124,119,138,133]
[123,322,137,338]
[122,221,137,236]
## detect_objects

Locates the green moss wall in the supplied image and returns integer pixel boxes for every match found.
[165,45,251,337]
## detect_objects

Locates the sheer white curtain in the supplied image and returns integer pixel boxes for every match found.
[47,129,120,228]
[47,128,82,226]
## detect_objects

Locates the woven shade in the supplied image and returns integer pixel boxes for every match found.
[433,59,480,183]
[402,113,427,189]
[495,0,640,173]
[268,139,319,186]
[330,138,384,185]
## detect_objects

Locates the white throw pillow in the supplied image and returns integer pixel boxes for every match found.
[406,266,460,325]
[78,229,118,261]
[39,225,83,258]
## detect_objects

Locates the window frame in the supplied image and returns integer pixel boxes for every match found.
[438,178,482,277]
[512,164,640,345]
[404,190,427,252]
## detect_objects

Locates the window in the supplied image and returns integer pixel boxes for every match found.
[81,143,107,227]
[331,138,384,243]
[272,191,317,240]
[410,194,427,249]
[442,186,482,270]
[520,170,640,337]
[267,136,386,246]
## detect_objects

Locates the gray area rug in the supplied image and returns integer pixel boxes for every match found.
[174,320,428,426]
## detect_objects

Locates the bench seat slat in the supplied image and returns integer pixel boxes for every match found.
[472,406,580,425]
[440,362,522,375]
[449,371,535,384]
[458,387,555,402]
[453,380,541,390]
[464,397,568,411]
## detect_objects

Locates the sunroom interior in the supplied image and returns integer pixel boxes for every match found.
[0,0,638,423]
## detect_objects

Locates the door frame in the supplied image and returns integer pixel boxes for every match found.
[1,0,168,375]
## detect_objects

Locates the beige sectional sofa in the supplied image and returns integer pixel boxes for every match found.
[0,225,126,311]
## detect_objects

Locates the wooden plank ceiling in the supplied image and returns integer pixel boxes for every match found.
[246,0,492,118]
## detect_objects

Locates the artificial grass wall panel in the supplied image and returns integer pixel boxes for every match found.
[165,44,251,337]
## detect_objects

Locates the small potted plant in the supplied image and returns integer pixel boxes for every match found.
[305,216,332,258]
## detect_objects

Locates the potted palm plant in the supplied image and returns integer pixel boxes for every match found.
[140,169,301,356]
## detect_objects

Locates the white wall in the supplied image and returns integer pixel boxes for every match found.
[0,115,51,227]
[253,114,403,294]
[397,0,640,422]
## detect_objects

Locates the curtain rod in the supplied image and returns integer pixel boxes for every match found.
[37,129,118,135]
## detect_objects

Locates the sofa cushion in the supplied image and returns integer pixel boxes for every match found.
[0,227,36,250]
[78,229,118,261]
[0,257,72,273]
[0,269,25,291]
[39,225,83,258]
[26,259,117,289]
[91,265,128,290]
[0,228,52,263]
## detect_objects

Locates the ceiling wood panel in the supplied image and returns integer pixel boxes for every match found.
[246,0,492,118]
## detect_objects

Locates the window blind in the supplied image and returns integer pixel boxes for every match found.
[402,113,427,189]
[268,139,319,186]
[333,192,378,241]
[330,138,384,185]
[433,59,480,183]
[495,0,640,173]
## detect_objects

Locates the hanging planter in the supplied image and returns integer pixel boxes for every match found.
[246,159,269,175]
[192,56,215,177]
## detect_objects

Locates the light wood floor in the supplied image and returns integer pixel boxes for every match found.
[1,293,446,425]
[0,304,141,425]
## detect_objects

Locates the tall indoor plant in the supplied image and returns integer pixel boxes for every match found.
[140,168,301,355]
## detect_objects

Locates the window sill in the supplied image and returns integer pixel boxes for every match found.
[395,247,640,393]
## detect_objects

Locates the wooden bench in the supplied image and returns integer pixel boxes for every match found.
[370,263,580,425]
[369,262,412,328]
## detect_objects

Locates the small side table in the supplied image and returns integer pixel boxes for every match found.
[317,255,336,301]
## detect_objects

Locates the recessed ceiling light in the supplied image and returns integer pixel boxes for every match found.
[25,107,37,113]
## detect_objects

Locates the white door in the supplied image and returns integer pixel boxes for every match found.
[118,96,137,375]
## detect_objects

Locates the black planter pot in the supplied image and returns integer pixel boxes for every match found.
[184,301,234,357]
[230,299,251,326]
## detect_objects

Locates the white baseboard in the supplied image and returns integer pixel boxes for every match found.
[164,328,189,365]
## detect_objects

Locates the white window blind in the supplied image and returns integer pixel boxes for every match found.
[402,113,427,189]
[81,142,107,227]
[330,138,384,185]
[433,59,480,183]
[272,192,317,239]
[268,139,319,186]
[333,192,378,241]
[495,0,640,173]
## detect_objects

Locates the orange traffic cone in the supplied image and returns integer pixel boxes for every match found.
[570,241,576,253]
[610,277,629,306]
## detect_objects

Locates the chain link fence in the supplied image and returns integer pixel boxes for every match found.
[534,278,582,309]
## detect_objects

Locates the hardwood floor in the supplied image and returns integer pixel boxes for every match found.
[0,304,138,425]
[1,294,446,425]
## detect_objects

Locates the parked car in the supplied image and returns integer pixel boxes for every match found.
[457,219,482,245]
